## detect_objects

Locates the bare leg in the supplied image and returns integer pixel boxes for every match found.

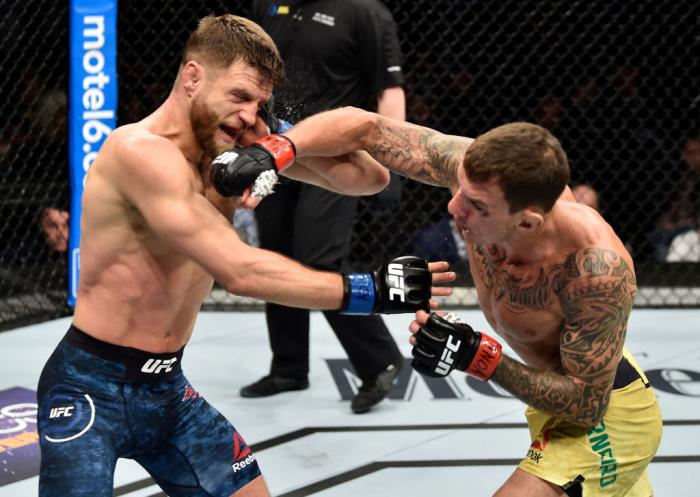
[231,475,271,497]
[493,468,567,497]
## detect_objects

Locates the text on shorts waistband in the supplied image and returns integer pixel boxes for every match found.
[65,324,185,381]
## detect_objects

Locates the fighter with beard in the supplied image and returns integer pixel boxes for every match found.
[36,15,454,497]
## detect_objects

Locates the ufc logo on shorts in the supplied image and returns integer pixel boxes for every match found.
[141,357,178,374]
[387,263,406,302]
[49,406,74,419]
[435,335,462,375]
[212,151,238,165]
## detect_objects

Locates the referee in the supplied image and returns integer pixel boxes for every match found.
[242,0,407,414]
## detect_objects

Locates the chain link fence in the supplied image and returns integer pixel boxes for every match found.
[0,1,69,330]
[1,0,699,329]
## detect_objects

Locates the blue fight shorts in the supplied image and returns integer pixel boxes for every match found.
[37,325,261,497]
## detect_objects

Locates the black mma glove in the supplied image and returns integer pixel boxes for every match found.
[211,134,296,197]
[341,256,431,314]
[412,312,502,380]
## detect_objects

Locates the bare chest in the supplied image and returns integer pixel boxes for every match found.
[468,245,564,350]
[99,178,231,297]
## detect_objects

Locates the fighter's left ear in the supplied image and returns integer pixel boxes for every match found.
[517,207,544,231]
[182,61,204,97]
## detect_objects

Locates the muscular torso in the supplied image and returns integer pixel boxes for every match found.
[73,125,237,353]
[467,200,634,372]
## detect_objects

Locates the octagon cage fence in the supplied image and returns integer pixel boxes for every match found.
[1,0,699,331]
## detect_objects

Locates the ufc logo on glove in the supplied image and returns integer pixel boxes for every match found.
[435,335,462,375]
[412,312,502,380]
[387,263,406,302]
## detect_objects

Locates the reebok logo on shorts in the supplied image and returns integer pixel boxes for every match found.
[232,432,256,473]
[526,429,549,464]
[182,385,201,401]
[529,429,549,451]
[232,453,256,473]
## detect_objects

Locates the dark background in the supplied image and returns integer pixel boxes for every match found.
[1,0,698,329]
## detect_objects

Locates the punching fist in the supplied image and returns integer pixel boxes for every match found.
[211,134,296,197]
[341,256,432,314]
[411,312,502,380]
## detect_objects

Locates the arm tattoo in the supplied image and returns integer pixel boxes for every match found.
[491,248,637,426]
[367,118,470,190]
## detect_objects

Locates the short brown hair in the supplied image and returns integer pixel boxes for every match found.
[182,14,284,87]
[465,122,569,213]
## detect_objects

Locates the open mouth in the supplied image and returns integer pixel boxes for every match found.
[219,124,239,142]
[455,221,470,235]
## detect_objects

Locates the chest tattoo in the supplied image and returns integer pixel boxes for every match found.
[474,246,558,312]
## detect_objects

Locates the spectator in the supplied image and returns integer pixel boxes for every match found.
[571,183,600,211]
[413,217,467,264]
[40,207,69,253]
[652,132,700,260]
[666,224,700,262]
[557,76,603,186]
[533,96,564,133]
[406,93,434,128]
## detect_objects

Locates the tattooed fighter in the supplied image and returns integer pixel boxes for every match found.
[212,109,662,497]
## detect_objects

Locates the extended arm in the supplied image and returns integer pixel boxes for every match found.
[113,133,451,312]
[116,134,344,309]
[286,151,390,196]
[286,107,472,192]
[411,248,636,426]
[491,249,636,425]
[213,108,472,197]
[222,110,390,197]
[283,86,406,193]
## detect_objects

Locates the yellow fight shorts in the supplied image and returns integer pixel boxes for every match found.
[518,349,662,497]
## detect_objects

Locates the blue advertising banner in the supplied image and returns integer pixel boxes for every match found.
[0,388,39,486]
[68,0,118,307]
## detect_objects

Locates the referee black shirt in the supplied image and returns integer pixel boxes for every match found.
[251,0,404,121]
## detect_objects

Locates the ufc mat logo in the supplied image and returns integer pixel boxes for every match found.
[387,263,406,302]
[141,357,178,374]
[49,406,74,419]
[435,335,461,375]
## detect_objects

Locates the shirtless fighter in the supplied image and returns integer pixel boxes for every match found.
[37,17,453,497]
[214,108,663,496]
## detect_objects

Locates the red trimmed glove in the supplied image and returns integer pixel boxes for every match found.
[411,312,502,380]
[211,134,296,197]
